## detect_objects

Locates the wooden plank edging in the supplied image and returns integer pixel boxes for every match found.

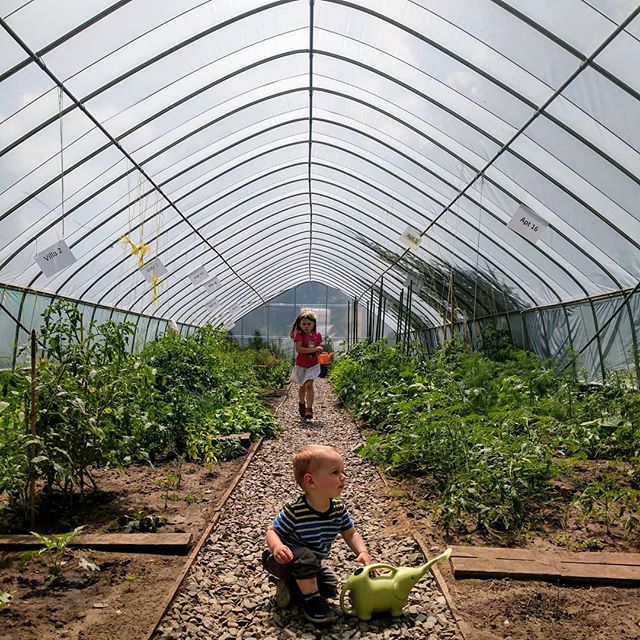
[0,532,192,554]
[450,545,640,586]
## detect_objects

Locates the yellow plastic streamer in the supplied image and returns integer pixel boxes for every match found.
[120,234,150,268]
[151,275,160,304]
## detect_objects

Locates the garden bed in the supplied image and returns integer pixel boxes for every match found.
[0,455,248,640]
[383,466,640,640]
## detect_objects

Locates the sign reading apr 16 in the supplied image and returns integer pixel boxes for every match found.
[399,225,422,251]
[507,205,548,243]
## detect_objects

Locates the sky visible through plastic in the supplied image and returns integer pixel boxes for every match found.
[1,0,639,330]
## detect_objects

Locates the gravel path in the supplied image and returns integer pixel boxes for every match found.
[155,379,463,640]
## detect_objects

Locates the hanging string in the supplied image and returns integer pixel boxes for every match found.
[472,174,484,325]
[121,171,151,268]
[137,172,145,246]
[151,188,163,305]
[58,87,65,239]
[151,273,160,304]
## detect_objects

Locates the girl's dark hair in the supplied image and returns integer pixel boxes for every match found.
[290,310,317,337]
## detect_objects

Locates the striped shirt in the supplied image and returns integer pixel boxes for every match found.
[272,495,354,558]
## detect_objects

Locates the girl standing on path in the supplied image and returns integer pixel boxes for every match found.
[290,310,323,420]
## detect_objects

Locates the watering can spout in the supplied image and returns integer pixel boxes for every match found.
[417,547,452,578]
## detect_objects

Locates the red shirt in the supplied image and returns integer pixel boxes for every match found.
[293,330,322,368]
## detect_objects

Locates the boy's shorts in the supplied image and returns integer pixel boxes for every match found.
[290,364,321,386]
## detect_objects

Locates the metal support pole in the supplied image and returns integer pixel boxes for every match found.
[396,290,404,345]
[29,330,38,528]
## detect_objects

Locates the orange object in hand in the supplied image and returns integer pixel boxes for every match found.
[318,352,332,365]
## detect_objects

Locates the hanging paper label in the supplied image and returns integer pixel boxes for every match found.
[140,259,167,283]
[230,303,241,314]
[188,266,210,285]
[225,322,235,330]
[202,277,221,293]
[399,225,422,250]
[508,205,548,243]
[206,299,220,311]
[35,240,77,277]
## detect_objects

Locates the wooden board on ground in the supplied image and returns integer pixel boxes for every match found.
[450,545,640,586]
[0,532,193,555]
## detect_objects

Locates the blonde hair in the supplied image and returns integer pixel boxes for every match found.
[292,444,339,489]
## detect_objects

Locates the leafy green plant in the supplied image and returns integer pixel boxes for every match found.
[33,301,166,498]
[157,464,182,509]
[575,475,639,535]
[108,511,167,533]
[0,392,33,520]
[575,538,603,551]
[19,525,86,580]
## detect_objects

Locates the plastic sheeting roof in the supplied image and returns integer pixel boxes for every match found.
[1,0,639,328]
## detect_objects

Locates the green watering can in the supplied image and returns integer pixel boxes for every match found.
[340,548,452,621]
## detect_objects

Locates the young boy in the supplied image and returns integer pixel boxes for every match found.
[262,444,373,624]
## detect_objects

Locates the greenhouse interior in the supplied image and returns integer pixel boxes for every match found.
[1,2,639,640]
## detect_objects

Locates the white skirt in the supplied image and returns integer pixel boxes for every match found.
[290,364,321,386]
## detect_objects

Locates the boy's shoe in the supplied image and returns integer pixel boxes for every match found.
[302,593,337,624]
[318,581,338,599]
[274,578,291,608]
[298,402,306,418]
[304,408,313,420]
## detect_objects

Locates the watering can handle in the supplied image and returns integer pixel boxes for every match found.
[362,562,398,577]
[339,584,355,616]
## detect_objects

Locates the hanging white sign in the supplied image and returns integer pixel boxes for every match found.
[507,205,548,243]
[399,225,422,251]
[202,276,221,294]
[35,239,77,277]
[225,322,236,330]
[140,259,167,283]
[188,266,210,285]
[230,303,241,314]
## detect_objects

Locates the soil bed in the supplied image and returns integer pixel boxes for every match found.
[0,455,248,640]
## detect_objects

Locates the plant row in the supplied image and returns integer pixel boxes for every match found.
[0,300,291,523]
[330,337,640,536]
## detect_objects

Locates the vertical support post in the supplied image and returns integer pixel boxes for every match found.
[585,299,607,383]
[376,279,384,341]
[368,288,374,341]
[561,303,577,382]
[405,282,413,354]
[353,297,359,344]
[396,290,404,345]
[627,296,640,387]
[266,300,270,347]
[29,330,38,529]
[449,270,455,340]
